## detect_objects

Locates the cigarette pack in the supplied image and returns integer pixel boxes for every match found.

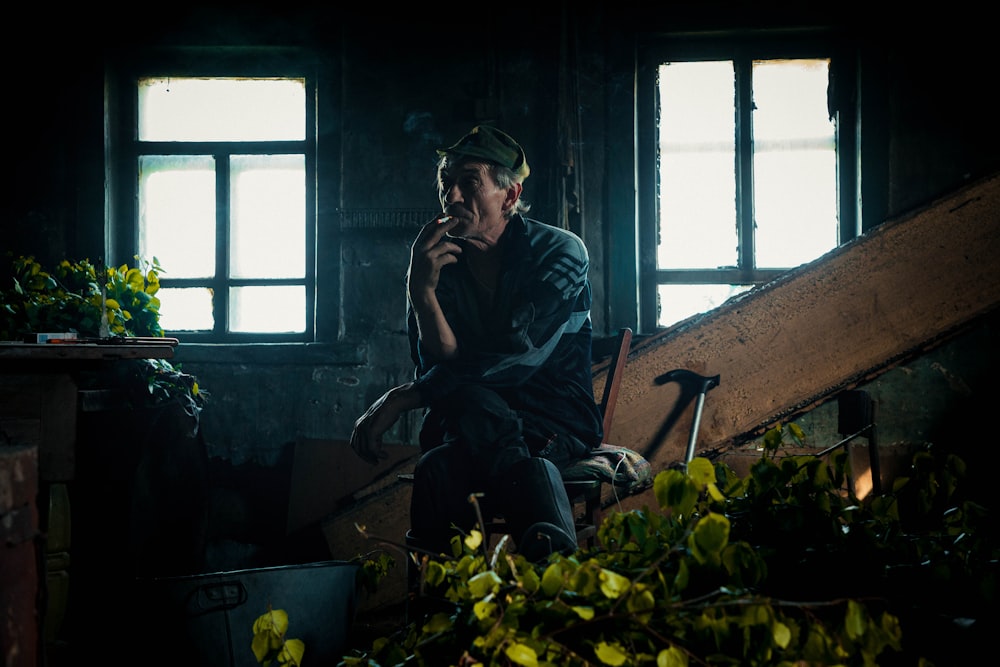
[33,333,79,344]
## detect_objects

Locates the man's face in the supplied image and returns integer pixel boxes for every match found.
[438,159,518,246]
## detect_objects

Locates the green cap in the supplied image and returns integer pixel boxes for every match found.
[437,126,530,180]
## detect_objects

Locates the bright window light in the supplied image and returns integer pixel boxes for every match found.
[658,61,737,270]
[655,58,837,328]
[134,76,309,338]
[138,77,305,142]
[230,286,306,333]
[230,154,305,279]
[139,155,217,279]
[752,59,837,267]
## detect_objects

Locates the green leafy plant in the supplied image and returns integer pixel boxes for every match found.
[0,253,206,416]
[340,427,997,666]
[355,549,396,597]
[252,606,305,667]
[0,254,166,339]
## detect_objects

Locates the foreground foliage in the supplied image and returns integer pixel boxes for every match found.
[341,428,997,666]
[252,606,305,667]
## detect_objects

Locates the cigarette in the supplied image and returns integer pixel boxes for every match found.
[438,215,453,224]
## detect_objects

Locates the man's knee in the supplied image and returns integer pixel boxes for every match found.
[413,443,457,482]
[424,388,530,476]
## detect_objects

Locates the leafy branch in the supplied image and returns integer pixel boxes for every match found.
[340,429,997,666]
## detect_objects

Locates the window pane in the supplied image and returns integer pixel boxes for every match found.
[139,155,216,279]
[230,155,305,279]
[752,59,838,268]
[658,284,752,328]
[157,286,214,331]
[230,286,305,333]
[138,77,306,142]
[658,61,737,269]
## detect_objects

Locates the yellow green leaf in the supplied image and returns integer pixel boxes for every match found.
[422,612,453,634]
[772,620,791,648]
[425,560,447,586]
[687,457,715,488]
[126,267,144,290]
[654,469,698,518]
[541,562,565,596]
[278,638,305,665]
[688,512,730,564]
[706,482,726,502]
[626,589,655,614]
[465,529,483,551]
[595,641,628,666]
[271,609,290,635]
[251,632,270,662]
[504,642,538,667]
[473,599,497,620]
[517,565,541,594]
[657,646,689,667]
[468,570,502,598]
[571,605,594,620]
[599,568,631,599]
[252,608,287,637]
[845,599,866,640]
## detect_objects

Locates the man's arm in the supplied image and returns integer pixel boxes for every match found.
[351,216,464,465]
[407,216,462,361]
[349,381,424,465]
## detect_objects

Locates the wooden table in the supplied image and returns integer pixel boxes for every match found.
[0,341,176,666]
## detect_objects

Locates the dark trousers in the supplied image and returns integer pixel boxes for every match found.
[409,385,583,556]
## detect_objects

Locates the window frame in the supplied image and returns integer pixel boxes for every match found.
[636,29,859,332]
[106,47,330,343]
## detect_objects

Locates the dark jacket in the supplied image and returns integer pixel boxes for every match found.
[407,214,603,450]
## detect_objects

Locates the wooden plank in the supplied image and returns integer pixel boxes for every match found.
[287,439,417,535]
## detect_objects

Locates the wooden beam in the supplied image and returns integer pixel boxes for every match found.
[610,171,1000,474]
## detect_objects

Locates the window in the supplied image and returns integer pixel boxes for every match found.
[108,52,321,343]
[637,33,858,331]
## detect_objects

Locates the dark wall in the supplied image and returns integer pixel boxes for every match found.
[4,4,999,572]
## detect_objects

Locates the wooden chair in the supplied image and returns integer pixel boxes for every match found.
[488,327,647,549]
[560,327,651,547]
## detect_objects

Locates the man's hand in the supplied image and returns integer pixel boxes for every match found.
[350,383,422,465]
[407,215,462,298]
[407,215,461,361]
